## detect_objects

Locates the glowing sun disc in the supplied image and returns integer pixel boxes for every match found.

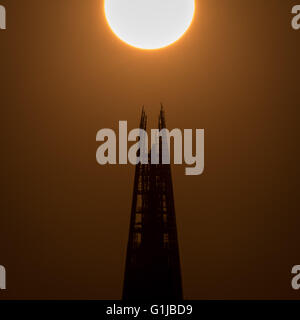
[104,0,195,50]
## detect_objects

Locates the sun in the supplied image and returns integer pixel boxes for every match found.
[104,0,195,50]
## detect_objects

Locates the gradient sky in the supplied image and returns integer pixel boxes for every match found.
[0,0,300,299]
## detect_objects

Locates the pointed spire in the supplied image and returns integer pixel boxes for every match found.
[140,105,147,130]
[159,103,166,130]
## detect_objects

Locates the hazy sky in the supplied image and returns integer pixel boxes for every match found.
[0,0,300,299]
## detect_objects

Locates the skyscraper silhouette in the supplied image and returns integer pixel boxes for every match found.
[123,106,183,300]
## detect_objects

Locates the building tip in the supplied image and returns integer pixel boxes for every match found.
[141,105,146,115]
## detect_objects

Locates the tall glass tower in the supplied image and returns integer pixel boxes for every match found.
[123,106,183,300]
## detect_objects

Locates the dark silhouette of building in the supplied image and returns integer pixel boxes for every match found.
[123,106,183,300]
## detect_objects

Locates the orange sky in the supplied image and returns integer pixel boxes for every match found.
[0,0,300,299]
